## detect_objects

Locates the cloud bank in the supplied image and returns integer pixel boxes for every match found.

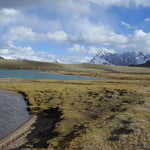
[0,0,150,63]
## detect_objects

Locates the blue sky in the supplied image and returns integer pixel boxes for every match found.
[0,0,150,63]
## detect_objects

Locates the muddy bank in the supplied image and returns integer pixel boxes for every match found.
[0,91,30,140]
[0,108,62,150]
[0,115,37,150]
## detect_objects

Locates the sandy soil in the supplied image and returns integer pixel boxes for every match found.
[0,107,61,150]
[0,115,37,150]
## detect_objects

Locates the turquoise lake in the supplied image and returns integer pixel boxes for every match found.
[0,70,103,80]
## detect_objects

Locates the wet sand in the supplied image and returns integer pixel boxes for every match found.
[0,107,61,150]
[0,115,37,150]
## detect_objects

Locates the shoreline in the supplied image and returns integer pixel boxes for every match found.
[0,90,61,150]
[0,115,37,150]
[0,90,35,150]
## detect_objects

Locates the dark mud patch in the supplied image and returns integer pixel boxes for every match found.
[17,91,31,113]
[11,107,62,150]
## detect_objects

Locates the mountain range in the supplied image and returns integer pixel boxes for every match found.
[1,50,150,67]
[0,56,4,59]
[90,50,150,66]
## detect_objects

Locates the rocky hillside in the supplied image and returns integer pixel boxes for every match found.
[0,56,4,59]
[90,50,150,66]
[131,60,150,67]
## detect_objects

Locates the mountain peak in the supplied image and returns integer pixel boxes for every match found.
[96,49,115,56]
[90,51,150,66]
[0,56,4,59]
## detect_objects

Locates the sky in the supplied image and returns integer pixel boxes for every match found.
[0,0,150,64]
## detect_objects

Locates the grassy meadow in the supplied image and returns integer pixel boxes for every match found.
[0,59,150,150]
[0,59,150,80]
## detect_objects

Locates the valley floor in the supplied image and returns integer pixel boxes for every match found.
[0,76,150,150]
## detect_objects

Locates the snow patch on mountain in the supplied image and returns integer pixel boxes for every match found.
[90,50,150,66]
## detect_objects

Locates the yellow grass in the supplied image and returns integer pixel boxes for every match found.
[0,77,150,150]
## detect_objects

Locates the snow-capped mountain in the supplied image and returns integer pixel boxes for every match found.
[0,56,4,59]
[53,58,60,64]
[90,50,150,66]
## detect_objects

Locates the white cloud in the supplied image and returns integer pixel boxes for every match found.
[68,44,86,54]
[68,44,115,55]
[70,20,127,47]
[89,0,150,8]
[56,56,92,64]
[4,26,68,42]
[67,21,150,54]
[0,7,62,33]
[144,18,150,22]
[93,47,115,54]
[0,0,91,15]
[0,41,56,62]
[127,29,150,53]
[0,0,150,61]
[0,8,22,25]
[4,26,38,41]
[87,47,100,55]
[0,41,91,64]
[1,8,19,16]
[3,22,150,54]
[121,21,138,29]
[68,19,150,54]
[46,31,68,42]
[0,0,149,11]
[121,21,132,28]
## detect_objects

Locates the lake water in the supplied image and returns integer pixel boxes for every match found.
[0,70,103,140]
[0,92,30,139]
[0,70,102,80]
